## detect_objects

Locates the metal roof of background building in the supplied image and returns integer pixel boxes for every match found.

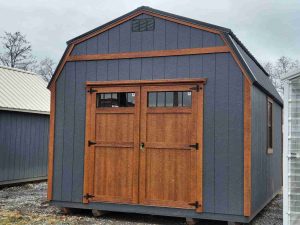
[0,65,50,114]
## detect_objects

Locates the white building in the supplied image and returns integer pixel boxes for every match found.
[282,69,300,225]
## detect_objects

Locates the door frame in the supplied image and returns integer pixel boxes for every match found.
[83,78,206,212]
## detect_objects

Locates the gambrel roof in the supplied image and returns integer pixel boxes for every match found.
[49,6,282,106]
[0,66,50,114]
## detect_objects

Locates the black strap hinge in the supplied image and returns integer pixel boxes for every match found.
[88,140,96,146]
[87,88,97,94]
[188,201,201,208]
[190,85,201,92]
[189,143,199,150]
[84,193,95,199]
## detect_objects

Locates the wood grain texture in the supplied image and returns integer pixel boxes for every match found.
[85,86,140,204]
[86,78,207,87]
[47,85,56,200]
[244,79,252,216]
[139,84,203,210]
[83,88,91,203]
[67,46,230,62]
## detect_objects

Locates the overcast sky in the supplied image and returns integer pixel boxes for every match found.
[0,0,299,65]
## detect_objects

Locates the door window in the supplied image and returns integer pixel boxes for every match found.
[147,91,192,107]
[96,92,135,108]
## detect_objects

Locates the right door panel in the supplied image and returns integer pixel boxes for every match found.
[139,84,203,211]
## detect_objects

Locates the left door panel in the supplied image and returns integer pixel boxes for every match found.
[84,86,140,204]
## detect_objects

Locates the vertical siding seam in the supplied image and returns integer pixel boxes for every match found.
[213,53,216,212]
[60,71,66,200]
[71,63,77,201]
[227,53,230,212]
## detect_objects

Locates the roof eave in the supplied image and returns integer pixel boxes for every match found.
[0,107,50,115]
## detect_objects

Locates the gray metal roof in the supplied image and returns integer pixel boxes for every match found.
[0,66,50,114]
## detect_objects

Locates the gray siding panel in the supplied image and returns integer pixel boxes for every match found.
[72,61,87,202]
[214,53,230,214]
[251,86,282,214]
[53,53,245,215]
[228,56,244,214]
[73,14,224,56]
[53,69,65,200]
[0,111,49,185]
[61,62,76,202]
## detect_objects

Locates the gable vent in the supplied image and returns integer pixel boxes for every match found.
[131,18,155,32]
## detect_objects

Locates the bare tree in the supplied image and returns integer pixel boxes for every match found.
[264,56,300,95]
[37,57,56,82]
[0,31,36,70]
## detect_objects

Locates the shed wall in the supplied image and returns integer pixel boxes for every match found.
[71,14,224,56]
[52,52,245,215]
[0,110,49,184]
[251,86,282,214]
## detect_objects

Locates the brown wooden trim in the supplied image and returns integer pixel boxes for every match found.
[244,79,252,216]
[67,46,230,62]
[219,34,252,84]
[86,78,207,87]
[196,82,204,212]
[47,85,56,201]
[83,89,92,203]
[70,10,221,46]
[72,11,144,45]
[48,44,74,89]
[142,10,220,34]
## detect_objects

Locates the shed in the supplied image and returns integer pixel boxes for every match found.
[0,65,50,185]
[47,7,283,224]
[282,69,300,225]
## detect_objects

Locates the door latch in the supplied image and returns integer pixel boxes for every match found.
[188,201,201,208]
[88,140,96,146]
[189,143,199,150]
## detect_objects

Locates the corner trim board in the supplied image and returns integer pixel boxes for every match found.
[47,85,56,200]
[244,79,252,216]
[67,46,230,62]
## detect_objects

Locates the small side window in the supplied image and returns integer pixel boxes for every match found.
[267,98,273,154]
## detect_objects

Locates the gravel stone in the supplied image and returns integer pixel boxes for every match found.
[0,182,282,225]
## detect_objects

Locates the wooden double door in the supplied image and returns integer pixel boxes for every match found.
[83,80,204,212]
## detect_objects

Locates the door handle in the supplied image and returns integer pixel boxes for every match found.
[140,142,145,151]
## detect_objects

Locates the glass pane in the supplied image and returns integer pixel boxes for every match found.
[183,91,192,107]
[96,92,135,108]
[148,92,157,107]
[157,92,165,107]
[111,93,118,107]
[127,93,135,107]
[166,92,174,107]
[177,92,183,107]
[147,91,192,108]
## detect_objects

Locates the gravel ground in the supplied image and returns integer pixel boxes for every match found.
[0,182,282,225]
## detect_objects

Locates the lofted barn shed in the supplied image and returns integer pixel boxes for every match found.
[47,7,283,224]
[0,66,49,186]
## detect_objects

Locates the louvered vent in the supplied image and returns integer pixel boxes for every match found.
[131,18,155,32]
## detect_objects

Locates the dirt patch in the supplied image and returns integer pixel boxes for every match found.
[0,182,282,224]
